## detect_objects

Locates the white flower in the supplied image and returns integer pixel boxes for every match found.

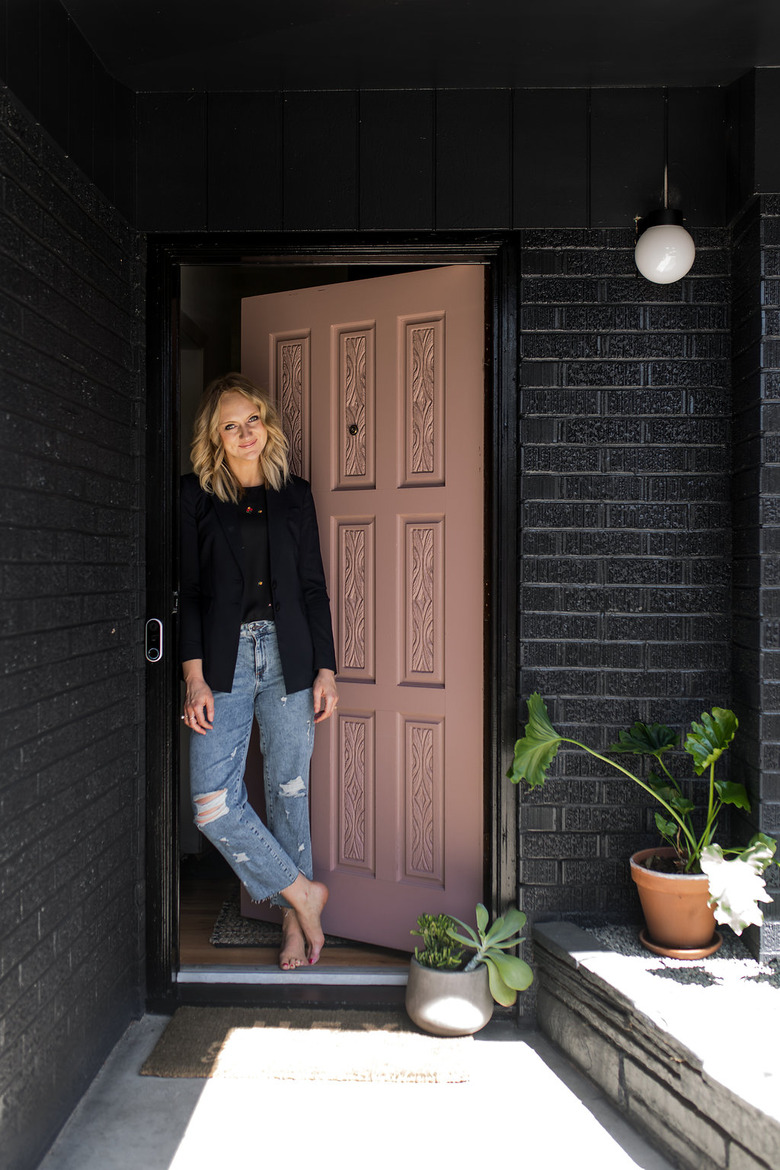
[700,843,773,935]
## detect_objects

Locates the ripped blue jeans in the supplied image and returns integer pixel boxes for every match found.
[189,621,315,906]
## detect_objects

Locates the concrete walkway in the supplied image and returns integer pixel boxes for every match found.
[38,1015,673,1170]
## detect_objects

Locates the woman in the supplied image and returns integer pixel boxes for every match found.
[180,372,337,970]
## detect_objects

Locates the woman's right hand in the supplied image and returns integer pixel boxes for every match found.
[182,661,214,734]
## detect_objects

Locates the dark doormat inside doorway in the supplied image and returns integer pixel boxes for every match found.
[140,1006,471,1082]
[209,889,352,948]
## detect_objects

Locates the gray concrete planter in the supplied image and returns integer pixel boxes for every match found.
[405,957,494,1036]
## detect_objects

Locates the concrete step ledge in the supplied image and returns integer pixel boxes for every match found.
[533,922,780,1170]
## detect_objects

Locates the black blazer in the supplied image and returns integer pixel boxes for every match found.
[179,472,337,694]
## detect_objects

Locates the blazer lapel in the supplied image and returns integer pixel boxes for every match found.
[212,496,245,578]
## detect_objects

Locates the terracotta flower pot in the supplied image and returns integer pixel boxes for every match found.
[405,957,494,1036]
[630,845,720,957]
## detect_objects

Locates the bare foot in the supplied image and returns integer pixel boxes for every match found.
[279,910,306,971]
[281,875,329,965]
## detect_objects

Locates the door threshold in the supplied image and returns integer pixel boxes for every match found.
[178,964,409,986]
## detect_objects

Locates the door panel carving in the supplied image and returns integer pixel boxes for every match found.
[335,324,375,490]
[403,517,444,687]
[402,315,445,487]
[405,717,444,885]
[337,712,375,874]
[270,331,311,479]
[336,517,375,682]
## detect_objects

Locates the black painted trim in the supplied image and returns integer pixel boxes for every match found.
[486,240,520,917]
[144,232,519,1008]
[145,242,181,1007]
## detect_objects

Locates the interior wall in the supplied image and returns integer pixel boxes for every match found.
[0,84,146,1170]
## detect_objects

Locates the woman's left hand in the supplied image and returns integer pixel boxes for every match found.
[313,669,339,723]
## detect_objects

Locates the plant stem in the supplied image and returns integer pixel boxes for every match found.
[707,761,715,827]
[657,756,681,790]
[691,761,720,865]
[561,738,700,857]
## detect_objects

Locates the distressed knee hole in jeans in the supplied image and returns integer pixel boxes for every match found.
[194,789,229,826]
[279,775,306,797]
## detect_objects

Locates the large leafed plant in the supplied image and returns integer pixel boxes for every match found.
[507,693,777,935]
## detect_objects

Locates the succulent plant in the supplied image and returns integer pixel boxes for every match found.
[446,903,534,1007]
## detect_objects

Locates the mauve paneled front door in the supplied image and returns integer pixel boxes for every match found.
[241,266,485,951]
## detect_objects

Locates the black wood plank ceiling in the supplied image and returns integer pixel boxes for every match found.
[57,0,780,91]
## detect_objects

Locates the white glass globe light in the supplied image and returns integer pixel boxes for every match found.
[634,210,695,284]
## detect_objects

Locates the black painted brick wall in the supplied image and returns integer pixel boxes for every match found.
[517,227,732,924]
[732,195,780,957]
[0,90,145,1170]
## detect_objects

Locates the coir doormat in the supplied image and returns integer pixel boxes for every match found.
[209,890,351,948]
[140,1007,471,1082]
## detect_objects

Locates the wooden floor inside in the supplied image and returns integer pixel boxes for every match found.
[180,860,410,970]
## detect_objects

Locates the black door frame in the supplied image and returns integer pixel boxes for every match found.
[145,233,519,1010]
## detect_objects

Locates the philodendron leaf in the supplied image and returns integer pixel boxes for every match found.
[484,958,517,1007]
[654,812,679,839]
[485,948,534,991]
[506,693,563,789]
[607,722,678,757]
[645,771,675,795]
[684,708,738,776]
[646,775,695,816]
[750,832,778,864]
[700,843,773,935]
[714,780,752,812]
[475,903,489,934]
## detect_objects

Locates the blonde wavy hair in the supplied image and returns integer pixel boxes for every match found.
[190,373,290,501]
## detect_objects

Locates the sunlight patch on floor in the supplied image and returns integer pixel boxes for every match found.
[166,1037,670,1170]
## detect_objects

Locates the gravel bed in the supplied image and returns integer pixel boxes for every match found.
[585,924,780,988]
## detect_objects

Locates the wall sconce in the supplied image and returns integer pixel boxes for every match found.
[634,90,695,284]
[634,203,696,284]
